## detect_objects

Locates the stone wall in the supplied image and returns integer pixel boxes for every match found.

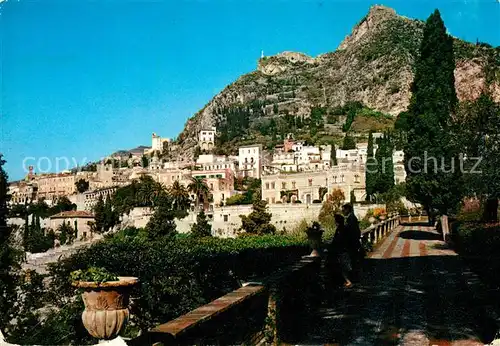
[125,203,384,238]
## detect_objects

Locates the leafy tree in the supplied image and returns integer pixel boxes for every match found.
[459,93,500,221]
[273,103,279,115]
[49,196,76,216]
[75,179,90,193]
[141,155,149,168]
[0,155,21,330]
[365,131,376,200]
[318,189,345,230]
[341,133,356,150]
[93,195,106,233]
[330,142,337,166]
[240,200,276,235]
[57,221,75,245]
[145,195,177,240]
[188,176,210,210]
[403,9,462,221]
[190,211,212,238]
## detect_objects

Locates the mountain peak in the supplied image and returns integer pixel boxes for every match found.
[338,5,397,50]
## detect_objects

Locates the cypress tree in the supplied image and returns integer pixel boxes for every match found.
[0,155,20,328]
[330,142,338,166]
[94,195,106,233]
[365,131,376,200]
[403,9,462,220]
[374,134,394,195]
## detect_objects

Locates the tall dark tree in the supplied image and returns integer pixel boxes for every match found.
[365,131,376,200]
[104,195,118,232]
[403,10,462,221]
[374,133,395,195]
[93,195,106,233]
[0,155,21,329]
[330,142,337,166]
[146,195,177,240]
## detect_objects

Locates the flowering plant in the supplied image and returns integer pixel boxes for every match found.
[373,207,387,220]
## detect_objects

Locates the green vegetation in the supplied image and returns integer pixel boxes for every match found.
[341,133,356,150]
[360,17,424,63]
[0,155,22,330]
[190,211,212,238]
[365,132,376,200]
[5,232,307,344]
[75,179,90,193]
[70,267,118,283]
[458,93,500,221]
[403,9,462,221]
[240,199,276,235]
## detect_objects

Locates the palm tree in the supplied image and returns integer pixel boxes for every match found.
[137,176,166,207]
[169,180,190,211]
[188,176,210,211]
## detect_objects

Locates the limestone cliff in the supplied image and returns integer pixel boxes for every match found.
[174,5,500,160]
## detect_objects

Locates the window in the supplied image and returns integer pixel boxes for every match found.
[341,175,345,182]
[265,183,269,190]
[271,182,275,189]
[355,175,360,183]
[292,181,296,189]
[282,182,286,189]
[245,158,248,163]
[210,183,214,190]
[308,178,312,187]
[223,215,228,222]
[272,197,275,203]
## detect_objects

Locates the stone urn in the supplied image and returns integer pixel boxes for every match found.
[306,222,324,257]
[72,277,138,340]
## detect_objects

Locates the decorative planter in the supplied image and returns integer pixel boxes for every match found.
[380,215,387,221]
[306,222,323,257]
[369,216,376,224]
[72,277,138,340]
[308,233,323,257]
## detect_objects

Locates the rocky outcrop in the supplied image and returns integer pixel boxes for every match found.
[173,5,500,159]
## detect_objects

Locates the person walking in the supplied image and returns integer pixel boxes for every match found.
[328,213,353,288]
[342,203,362,282]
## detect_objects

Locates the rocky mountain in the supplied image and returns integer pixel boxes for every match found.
[174,5,500,159]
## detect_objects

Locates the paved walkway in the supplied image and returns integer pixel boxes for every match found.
[300,224,499,346]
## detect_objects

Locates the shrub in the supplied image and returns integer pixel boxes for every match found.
[46,234,308,336]
[70,267,118,283]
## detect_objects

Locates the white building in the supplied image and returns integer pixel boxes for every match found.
[238,145,262,178]
[199,127,217,151]
[196,154,237,172]
[144,133,170,155]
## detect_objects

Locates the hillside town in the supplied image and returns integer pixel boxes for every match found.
[7,128,406,239]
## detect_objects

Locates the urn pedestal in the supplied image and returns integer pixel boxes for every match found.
[307,233,323,257]
[72,277,138,340]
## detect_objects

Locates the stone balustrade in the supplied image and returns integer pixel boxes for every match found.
[128,255,321,346]
[361,214,400,248]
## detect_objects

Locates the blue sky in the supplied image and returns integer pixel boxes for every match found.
[1,0,499,181]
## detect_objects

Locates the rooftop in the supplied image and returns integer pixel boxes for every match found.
[50,210,95,219]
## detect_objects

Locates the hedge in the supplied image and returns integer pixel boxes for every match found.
[47,233,309,335]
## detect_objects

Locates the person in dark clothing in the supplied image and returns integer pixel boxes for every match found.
[327,214,353,288]
[342,203,362,282]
